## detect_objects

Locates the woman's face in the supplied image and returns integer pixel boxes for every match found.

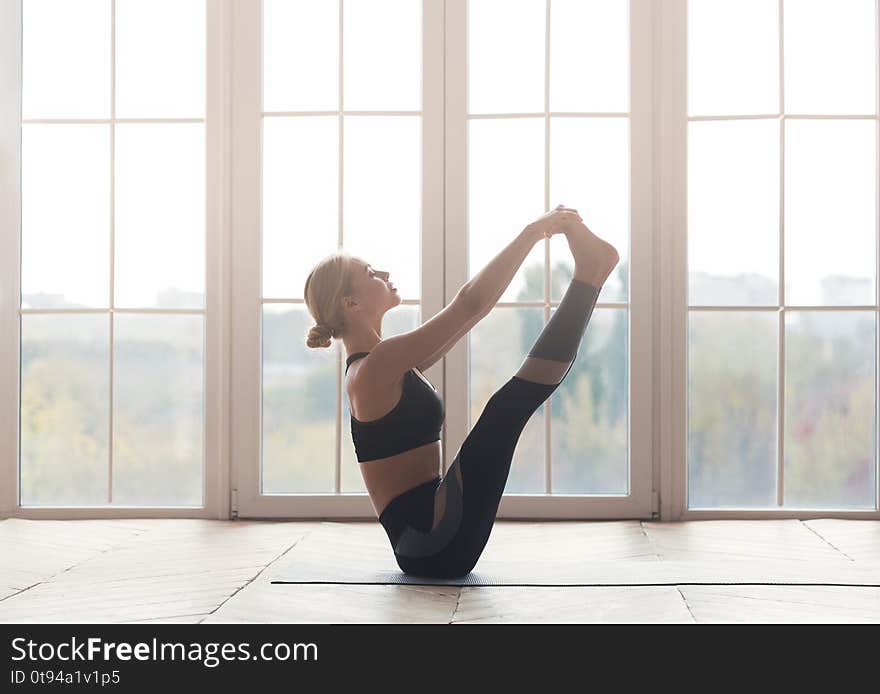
[353,258,401,312]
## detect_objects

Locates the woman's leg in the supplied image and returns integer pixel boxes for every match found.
[386,276,603,578]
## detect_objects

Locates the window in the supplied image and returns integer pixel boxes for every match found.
[1,0,877,521]
[685,0,878,512]
[466,0,632,496]
[14,0,207,509]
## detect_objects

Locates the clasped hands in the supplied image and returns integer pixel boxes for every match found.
[527,204,586,240]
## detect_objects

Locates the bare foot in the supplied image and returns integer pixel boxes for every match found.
[565,220,620,288]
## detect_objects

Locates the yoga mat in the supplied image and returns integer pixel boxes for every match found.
[271,558,880,587]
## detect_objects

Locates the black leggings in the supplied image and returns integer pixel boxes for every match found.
[377,277,601,578]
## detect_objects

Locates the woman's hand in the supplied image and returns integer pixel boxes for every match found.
[527,204,583,240]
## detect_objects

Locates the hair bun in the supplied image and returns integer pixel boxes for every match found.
[306,323,336,348]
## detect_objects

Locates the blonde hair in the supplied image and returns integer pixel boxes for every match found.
[303,252,358,349]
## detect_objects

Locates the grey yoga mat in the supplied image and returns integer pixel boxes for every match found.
[271,558,880,587]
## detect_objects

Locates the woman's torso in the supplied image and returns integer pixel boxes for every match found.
[345,353,443,517]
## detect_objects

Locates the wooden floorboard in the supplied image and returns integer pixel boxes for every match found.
[0,518,878,623]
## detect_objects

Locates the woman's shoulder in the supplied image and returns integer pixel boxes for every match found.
[347,345,409,383]
[345,354,408,418]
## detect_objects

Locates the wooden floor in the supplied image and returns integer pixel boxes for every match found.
[1,518,879,623]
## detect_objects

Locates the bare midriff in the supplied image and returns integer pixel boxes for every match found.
[358,441,442,518]
[347,365,443,518]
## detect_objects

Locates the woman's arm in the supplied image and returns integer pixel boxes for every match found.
[414,207,582,372]
[462,207,581,315]
[415,301,490,372]
[463,225,541,316]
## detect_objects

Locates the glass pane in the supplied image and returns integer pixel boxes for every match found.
[263,0,338,112]
[343,0,421,111]
[784,311,875,509]
[114,123,205,308]
[115,0,205,118]
[470,306,546,494]
[22,0,110,119]
[343,116,421,298]
[21,124,110,309]
[688,119,779,306]
[341,305,421,493]
[20,314,109,505]
[113,314,204,506]
[549,0,628,113]
[263,116,338,298]
[263,304,335,493]
[784,0,876,115]
[550,116,629,303]
[469,117,544,303]
[688,0,779,116]
[551,306,628,494]
[469,0,544,115]
[688,311,778,508]
[785,119,876,306]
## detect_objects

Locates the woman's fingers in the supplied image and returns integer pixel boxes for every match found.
[551,205,581,219]
[553,211,584,234]
[532,206,583,238]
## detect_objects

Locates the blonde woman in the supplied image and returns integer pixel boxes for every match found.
[303,205,618,578]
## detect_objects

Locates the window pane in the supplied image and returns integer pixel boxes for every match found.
[550,116,629,303]
[688,311,778,508]
[551,306,628,494]
[113,314,204,506]
[469,0,544,114]
[784,311,875,509]
[21,124,110,309]
[262,116,338,299]
[469,117,545,303]
[688,0,779,116]
[785,119,876,306]
[343,0,421,111]
[115,0,205,118]
[114,123,205,308]
[784,0,876,115]
[470,306,546,493]
[263,305,335,493]
[549,0,628,113]
[20,314,109,506]
[22,0,110,119]
[688,119,779,306]
[341,305,422,493]
[263,0,338,112]
[343,116,421,298]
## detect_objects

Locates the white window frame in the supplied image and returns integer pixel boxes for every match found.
[0,0,230,519]
[229,0,446,518]
[659,0,880,520]
[443,0,656,519]
[229,0,654,520]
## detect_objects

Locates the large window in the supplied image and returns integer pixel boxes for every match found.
[466,0,632,496]
[14,0,207,508]
[685,0,878,512]
[230,0,654,519]
[259,0,424,496]
[1,0,877,521]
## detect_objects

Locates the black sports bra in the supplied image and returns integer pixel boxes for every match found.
[345,351,445,463]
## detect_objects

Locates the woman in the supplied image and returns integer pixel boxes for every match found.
[303,205,619,578]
